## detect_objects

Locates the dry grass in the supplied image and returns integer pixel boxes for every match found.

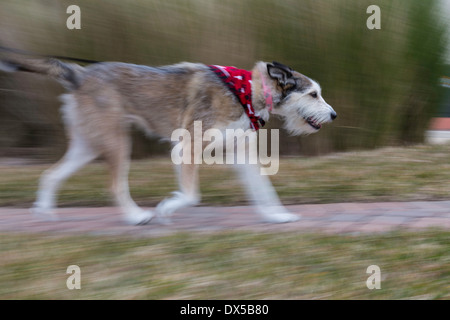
[1,145,450,300]
[0,230,448,299]
[2,144,450,208]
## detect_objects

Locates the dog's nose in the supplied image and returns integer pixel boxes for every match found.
[330,111,337,121]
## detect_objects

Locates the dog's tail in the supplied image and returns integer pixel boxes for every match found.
[0,57,85,90]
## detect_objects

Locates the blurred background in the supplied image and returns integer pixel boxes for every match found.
[0,0,449,160]
[1,1,449,301]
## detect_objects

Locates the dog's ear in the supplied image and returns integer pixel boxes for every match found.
[267,62,295,88]
[272,61,293,73]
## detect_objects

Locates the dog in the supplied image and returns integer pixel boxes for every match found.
[0,57,337,225]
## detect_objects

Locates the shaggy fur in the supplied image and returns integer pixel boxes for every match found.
[0,57,336,225]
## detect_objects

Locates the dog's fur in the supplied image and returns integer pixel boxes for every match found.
[0,57,336,225]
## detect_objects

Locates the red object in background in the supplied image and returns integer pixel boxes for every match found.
[429,118,450,130]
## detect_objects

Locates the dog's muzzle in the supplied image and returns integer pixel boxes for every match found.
[331,111,337,120]
[304,111,337,130]
[305,117,322,130]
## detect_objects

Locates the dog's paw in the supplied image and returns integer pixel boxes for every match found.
[30,205,59,221]
[262,212,301,224]
[156,192,199,218]
[257,205,301,224]
[155,216,173,225]
[123,209,154,225]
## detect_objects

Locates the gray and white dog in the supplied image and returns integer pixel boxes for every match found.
[0,57,336,225]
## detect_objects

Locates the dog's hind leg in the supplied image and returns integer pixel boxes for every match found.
[103,134,154,225]
[155,162,200,224]
[234,162,300,223]
[31,131,98,221]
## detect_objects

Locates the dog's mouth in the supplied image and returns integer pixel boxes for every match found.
[305,117,322,130]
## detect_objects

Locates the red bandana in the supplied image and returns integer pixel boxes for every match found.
[209,65,265,130]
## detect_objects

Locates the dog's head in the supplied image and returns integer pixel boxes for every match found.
[262,61,337,135]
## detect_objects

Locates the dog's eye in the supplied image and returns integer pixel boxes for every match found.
[310,92,318,98]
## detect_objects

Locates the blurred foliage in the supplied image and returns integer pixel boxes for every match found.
[0,0,448,159]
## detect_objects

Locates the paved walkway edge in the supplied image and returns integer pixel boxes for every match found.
[1,201,450,237]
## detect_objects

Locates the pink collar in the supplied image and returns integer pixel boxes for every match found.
[260,73,274,112]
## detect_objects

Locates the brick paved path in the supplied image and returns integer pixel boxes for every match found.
[1,201,450,237]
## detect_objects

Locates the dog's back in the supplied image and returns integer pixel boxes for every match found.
[1,58,244,139]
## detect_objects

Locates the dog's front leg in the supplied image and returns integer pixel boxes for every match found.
[234,163,300,223]
[156,163,200,224]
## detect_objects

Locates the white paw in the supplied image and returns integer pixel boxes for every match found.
[123,209,154,225]
[155,198,175,217]
[30,205,59,221]
[155,200,174,225]
[261,210,301,224]
[156,192,199,219]
[155,216,173,225]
